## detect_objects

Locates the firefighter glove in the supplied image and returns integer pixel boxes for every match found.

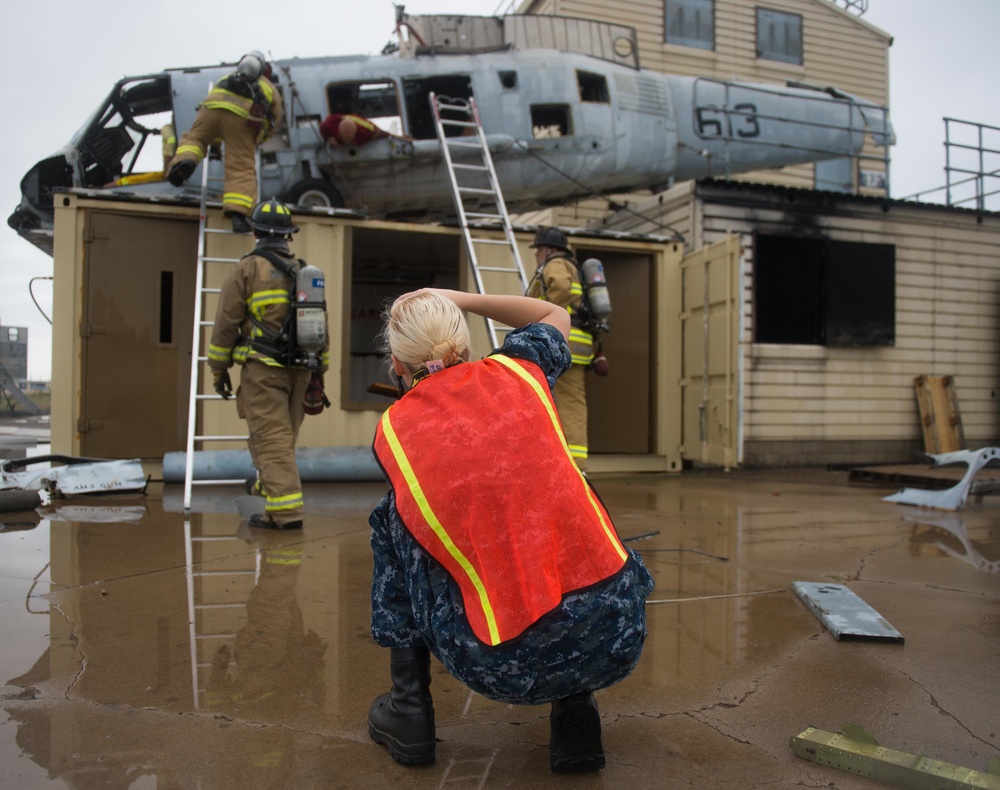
[212,368,233,400]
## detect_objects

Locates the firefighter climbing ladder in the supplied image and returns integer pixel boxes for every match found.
[182,144,256,513]
[429,92,529,348]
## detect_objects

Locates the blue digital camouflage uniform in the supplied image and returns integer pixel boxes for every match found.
[370,323,655,705]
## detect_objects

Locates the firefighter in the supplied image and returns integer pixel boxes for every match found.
[526,227,593,470]
[166,51,284,233]
[368,289,654,772]
[207,199,329,529]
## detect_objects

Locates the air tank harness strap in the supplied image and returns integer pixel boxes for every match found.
[246,249,304,366]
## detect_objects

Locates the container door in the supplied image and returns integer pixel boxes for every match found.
[679,235,741,468]
[80,212,197,458]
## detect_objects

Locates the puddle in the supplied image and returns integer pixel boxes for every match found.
[1,439,996,787]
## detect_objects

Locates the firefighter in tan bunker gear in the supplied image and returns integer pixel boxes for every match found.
[527,228,594,470]
[167,51,284,233]
[207,199,329,529]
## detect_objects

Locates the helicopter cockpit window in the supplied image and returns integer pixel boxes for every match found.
[80,76,173,187]
[577,71,609,103]
[531,105,572,139]
[326,81,404,137]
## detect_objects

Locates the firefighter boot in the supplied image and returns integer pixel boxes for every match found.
[368,646,436,765]
[227,212,252,234]
[167,159,195,186]
[549,691,605,773]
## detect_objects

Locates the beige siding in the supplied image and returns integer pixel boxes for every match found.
[694,191,1000,457]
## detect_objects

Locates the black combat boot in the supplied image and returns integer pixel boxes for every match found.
[368,646,436,765]
[549,691,605,773]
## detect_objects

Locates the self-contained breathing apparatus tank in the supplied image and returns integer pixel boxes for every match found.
[294,264,326,369]
[581,258,612,330]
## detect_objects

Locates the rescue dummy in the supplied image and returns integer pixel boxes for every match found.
[207,199,329,529]
[166,51,284,233]
[368,288,654,772]
[319,113,411,145]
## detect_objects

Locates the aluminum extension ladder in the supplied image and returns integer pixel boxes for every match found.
[429,93,530,348]
[182,144,257,513]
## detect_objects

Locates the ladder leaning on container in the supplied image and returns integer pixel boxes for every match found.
[429,92,530,348]
[182,143,257,513]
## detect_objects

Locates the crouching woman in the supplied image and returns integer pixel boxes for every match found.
[368,288,654,773]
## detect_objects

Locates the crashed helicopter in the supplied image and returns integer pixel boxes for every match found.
[8,11,894,254]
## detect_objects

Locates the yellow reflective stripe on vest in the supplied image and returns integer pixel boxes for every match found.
[380,409,501,645]
[492,355,626,563]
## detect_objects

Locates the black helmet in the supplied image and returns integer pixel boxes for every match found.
[247,198,299,236]
[530,227,569,251]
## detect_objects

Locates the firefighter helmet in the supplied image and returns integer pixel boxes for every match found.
[247,199,299,236]
[530,227,570,252]
[237,51,266,82]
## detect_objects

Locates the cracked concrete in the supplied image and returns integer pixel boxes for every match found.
[0,465,997,788]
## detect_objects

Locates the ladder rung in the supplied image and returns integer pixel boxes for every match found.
[452,163,489,171]
[469,238,511,246]
[190,478,245,486]
[201,287,222,295]
[193,434,248,441]
[465,213,502,220]
[204,228,241,235]
[458,187,496,195]
[446,140,483,149]
[441,119,477,128]
[202,256,241,263]
[478,266,524,273]
[193,536,249,542]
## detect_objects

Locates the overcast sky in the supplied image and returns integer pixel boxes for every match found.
[2,0,997,382]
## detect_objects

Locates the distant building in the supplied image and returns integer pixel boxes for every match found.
[0,325,28,383]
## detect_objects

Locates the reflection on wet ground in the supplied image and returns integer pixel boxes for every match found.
[1,455,998,788]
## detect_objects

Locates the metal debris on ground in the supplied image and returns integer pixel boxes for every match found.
[792,581,904,642]
[0,455,149,498]
[791,725,1000,789]
[883,447,1000,511]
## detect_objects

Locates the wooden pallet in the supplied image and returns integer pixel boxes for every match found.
[914,375,965,454]
[848,462,1000,494]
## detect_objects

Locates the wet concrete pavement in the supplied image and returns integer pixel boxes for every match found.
[0,445,997,788]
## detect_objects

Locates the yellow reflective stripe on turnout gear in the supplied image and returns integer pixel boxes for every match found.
[175,143,205,159]
[208,343,232,364]
[247,289,290,338]
[492,355,626,563]
[203,88,255,119]
[224,192,254,209]
[380,409,501,645]
[567,443,589,460]
[265,491,303,512]
[264,547,302,566]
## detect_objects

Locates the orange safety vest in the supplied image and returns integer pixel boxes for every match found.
[373,354,628,646]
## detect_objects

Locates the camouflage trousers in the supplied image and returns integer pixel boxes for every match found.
[369,491,655,705]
